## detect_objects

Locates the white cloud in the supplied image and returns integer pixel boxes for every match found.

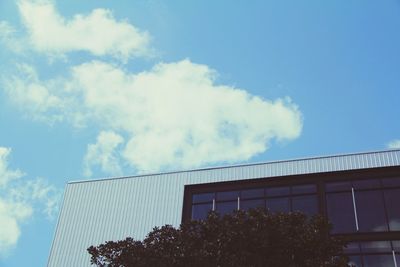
[17,0,151,61]
[3,59,303,174]
[0,147,61,255]
[387,139,400,149]
[83,131,124,177]
[0,148,25,188]
[0,199,32,255]
[0,21,24,53]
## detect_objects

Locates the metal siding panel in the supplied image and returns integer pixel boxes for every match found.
[48,150,400,266]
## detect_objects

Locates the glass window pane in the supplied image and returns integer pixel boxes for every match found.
[265,186,290,197]
[240,199,265,211]
[326,192,356,233]
[356,191,388,232]
[192,203,212,220]
[363,255,395,267]
[216,201,237,216]
[292,195,318,216]
[192,192,214,203]
[360,241,392,253]
[353,179,381,190]
[393,240,400,252]
[347,255,362,267]
[216,191,240,201]
[325,181,352,192]
[292,184,317,194]
[382,177,400,187]
[267,197,290,213]
[241,188,264,199]
[384,189,400,231]
[344,242,360,254]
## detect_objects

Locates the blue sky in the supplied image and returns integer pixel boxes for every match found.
[0,0,400,266]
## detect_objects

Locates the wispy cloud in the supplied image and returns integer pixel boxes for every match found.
[83,131,124,177]
[0,147,61,256]
[3,60,303,174]
[0,21,25,54]
[387,139,400,149]
[17,0,151,61]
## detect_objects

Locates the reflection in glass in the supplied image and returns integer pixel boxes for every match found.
[384,189,400,231]
[393,240,400,252]
[343,242,360,254]
[360,241,392,253]
[216,201,237,216]
[347,255,362,267]
[240,199,265,211]
[192,203,213,220]
[356,191,388,232]
[241,188,264,199]
[192,192,214,203]
[363,254,395,267]
[292,195,318,216]
[326,192,356,233]
[267,197,290,213]
[217,191,240,201]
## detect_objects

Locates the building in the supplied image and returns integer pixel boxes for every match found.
[48,149,400,267]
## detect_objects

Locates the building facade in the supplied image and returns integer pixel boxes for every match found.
[48,150,400,267]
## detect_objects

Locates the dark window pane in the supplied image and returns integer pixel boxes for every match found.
[241,188,264,199]
[326,192,356,233]
[344,242,360,254]
[193,193,214,203]
[192,203,212,220]
[292,184,317,194]
[292,195,318,216]
[325,181,352,192]
[382,177,400,187]
[265,186,290,197]
[356,191,388,232]
[216,191,240,201]
[363,255,395,267]
[353,179,380,190]
[240,199,265,211]
[393,240,400,252]
[360,241,392,253]
[216,201,237,216]
[384,189,400,231]
[267,197,290,213]
[347,255,362,267]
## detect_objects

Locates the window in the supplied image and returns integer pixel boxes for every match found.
[344,241,399,267]
[292,195,318,216]
[192,203,213,220]
[241,199,264,211]
[216,201,238,215]
[384,189,400,231]
[326,192,357,233]
[267,197,290,213]
[355,191,388,232]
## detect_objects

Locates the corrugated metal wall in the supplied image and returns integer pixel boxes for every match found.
[47,150,400,266]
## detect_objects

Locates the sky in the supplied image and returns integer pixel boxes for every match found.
[0,0,399,266]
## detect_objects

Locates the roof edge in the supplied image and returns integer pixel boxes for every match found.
[68,148,400,185]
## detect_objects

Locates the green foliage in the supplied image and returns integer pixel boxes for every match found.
[88,209,348,267]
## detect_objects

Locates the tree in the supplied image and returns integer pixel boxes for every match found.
[88,209,349,267]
